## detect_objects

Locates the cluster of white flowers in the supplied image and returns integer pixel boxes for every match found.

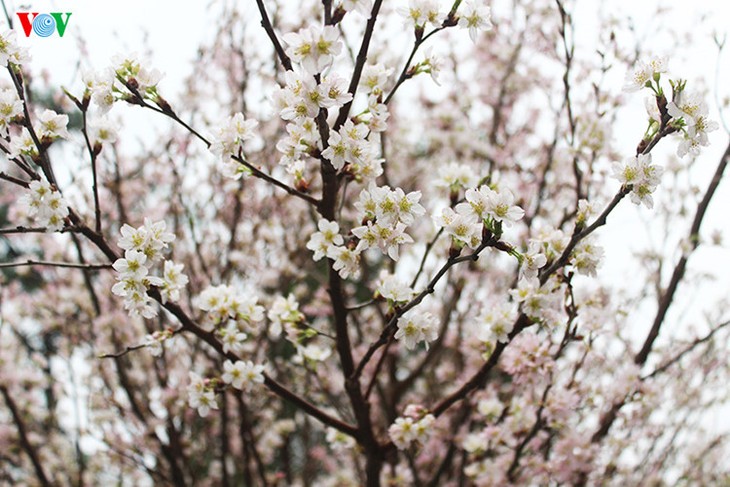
[359,63,393,97]
[144,329,173,357]
[457,0,493,42]
[196,284,265,331]
[351,184,424,260]
[571,238,604,277]
[395,308,439,350]
[519,242,548,281]
[81,54,164,114]
[625,56,718,158]
[326,427,357,452]
[188,361,266,418]
[388,406,436,450]
[267,294,305,337]
[87,116,119,148]
[37,109,70,141]
[477,396,504,421]
[111,219,187,319]
[667,90,719,158]
[270,59,387,182]
[341,0,374,16]
[435,162,479,193]
[82,68,115,114]
[17,180,69,231]
[622,55,668,93]
[321,119,381,174]
[283,25,342,74]
[221,360,266,392]
[612,153,664,208]
[187,372,217,417]
[112,53,164,96]
[509,277,564,327]
[0,88,22,136]
[398,0,445,29]
[475,302,516,344]
[306,185,424,278]
[209,112,259,178]
[0,30,30,66]
[274,71,352,122]
[435,185,525,249]
[376,272,414,304]
[307,218,346,260]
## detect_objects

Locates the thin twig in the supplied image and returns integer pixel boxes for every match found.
[0,259,112,270]
[255,0,292,71]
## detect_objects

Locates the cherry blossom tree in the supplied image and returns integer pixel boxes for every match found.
[1,0,729,485]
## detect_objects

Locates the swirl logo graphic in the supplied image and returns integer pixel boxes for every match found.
[16,12,73,38]
[32,14,56,38]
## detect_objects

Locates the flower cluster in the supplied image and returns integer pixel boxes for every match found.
[376,272,415,305]
[144,329,173,357]
[112,53,164,97]
[197,284,265,331]
[187,372,218,417]
[111,219,186,319]
[87,116,119,149]
[321,119,382,175]
[351,184,424,261]
[209,112,259,178]
[668,89,719,158]
[0,30,30,66]
[306,219,344,261]
[0,88,22,136]
[457,0,493,42]
[395,309,439,350]
[188,361,266,418]
[475,302,516,344]
[306,218,361,278]
[612,153,664,208]
[624,56,718,158]
[571,237,604,277]
[436,162,479,194]
[623,55,667,93]
[17,180,69,231]
[283,25,342,74]
[501,332,554,383]
[82,68,115,114]
[509,277,564,327]
[81,54,164,114]
[221,360,266,392]
[37,109,70,142]
[267,294,305,337]
[398,0,445,29]
[388,405,436,450]
[435,184,525,249]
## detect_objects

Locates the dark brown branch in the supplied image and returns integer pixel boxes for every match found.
[0,259,111,270]
[0,171,30,187]
[7,65,58,187]
[642,319,730,380]
[255,0,292,71]
[0,225,81,234]
[98,342,149,359]
[353,235,508,381]
[333,0,384,130]
[1,385,51,487]
[634,140,730,365]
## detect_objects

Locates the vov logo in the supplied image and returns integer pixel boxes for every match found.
[16,12,72,38]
